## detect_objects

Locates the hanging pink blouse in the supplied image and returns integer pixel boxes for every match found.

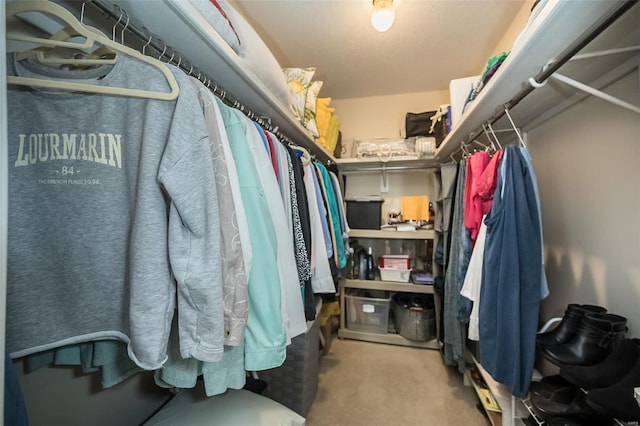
[477,149,504,216]
[463,151,490,244]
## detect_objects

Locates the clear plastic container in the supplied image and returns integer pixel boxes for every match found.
[346,290,391,334]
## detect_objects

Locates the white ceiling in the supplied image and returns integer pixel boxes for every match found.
[233,0,527,99]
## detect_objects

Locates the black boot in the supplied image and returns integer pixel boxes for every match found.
[542,313,627,367]
[537,304,607,347]
[530,375,572,398]
[560,338,640,390]
[585,351,640,421]
[530,386,598,418]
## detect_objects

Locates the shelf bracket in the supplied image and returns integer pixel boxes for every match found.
[380,164,389,193]
[529,46,640,115]
[549,72,640,115]
[569,45,640,61]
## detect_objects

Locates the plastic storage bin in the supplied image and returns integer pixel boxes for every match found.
[379,267,412,283]
[378,255,411,270]
[346,290,391,334]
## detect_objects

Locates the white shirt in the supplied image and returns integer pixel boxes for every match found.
[460,216,488,341]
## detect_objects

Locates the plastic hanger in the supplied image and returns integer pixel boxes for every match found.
[289,142,312,166]
[16,25,118,65]
[460,142,471,158]
[6,0,179,101]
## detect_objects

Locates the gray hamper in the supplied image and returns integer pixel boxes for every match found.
[259,318,320,417]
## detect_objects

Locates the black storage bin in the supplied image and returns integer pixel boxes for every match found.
[345,199,383,230]
[258,319,320,417]
[405,111,436,138]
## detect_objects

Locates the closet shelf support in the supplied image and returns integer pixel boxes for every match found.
[548,72,640,115]
[569,45,640,61]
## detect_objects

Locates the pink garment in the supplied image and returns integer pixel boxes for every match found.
[476,150,504,216]
[208,0,241,46]
[264,132,279,182]
[463,151,490,244]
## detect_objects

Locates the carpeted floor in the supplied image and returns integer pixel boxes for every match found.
[305,338,489,426]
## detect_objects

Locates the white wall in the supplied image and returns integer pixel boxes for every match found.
[332,90,447,225]
[332,90,450,158]
[527,70,640,336]
[490,0,534,56]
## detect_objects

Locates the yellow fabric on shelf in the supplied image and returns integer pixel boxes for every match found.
[324,113,341,155]
[401,195,430,221]
[316,98,334,136]
[315,97,334,148]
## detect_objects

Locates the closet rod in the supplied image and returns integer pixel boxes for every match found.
[463,0,638,149]
[339,165,439,174]
[86,0,329,163]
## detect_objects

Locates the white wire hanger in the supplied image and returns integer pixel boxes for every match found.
[503,107,527,148]
[483,122,503,150]
[6,0,180,101]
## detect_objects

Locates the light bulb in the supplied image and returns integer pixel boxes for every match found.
[371,0,395,32]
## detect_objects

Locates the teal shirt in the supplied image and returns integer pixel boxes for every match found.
[316,163,347,269]
[216,99,286,371]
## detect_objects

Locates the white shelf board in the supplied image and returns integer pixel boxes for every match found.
[335,156,439,172]
[348,229,434,240]
[97,0,335,164]
[435,0,630,160]
[343,279,434,294]
[338,328,439,349]
[469,354,531,425]
[465,370,502,426]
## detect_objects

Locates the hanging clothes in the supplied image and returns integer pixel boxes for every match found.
[5,352,28,426]
[309,164,334,261]
[315,163,347,269]
[286,145,316,320]
[265,131,280,181]
[283,146,312,287]
[520,147,549,299]
[464,151,490,245]
[476,150,504,216]
[479,146,545,398]
[216,99,287,371]
[458,149,504,323]
[6,54,223,370]
[238,111,307,345]
[329,171,350,257]
[303,163,336,294]
[154,318,246,397]
[459,216,488,341]
[24,340,140,388]
[191,78,249,346]
[443,159,468,372]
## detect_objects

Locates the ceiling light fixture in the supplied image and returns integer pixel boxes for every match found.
[371,0,395,32]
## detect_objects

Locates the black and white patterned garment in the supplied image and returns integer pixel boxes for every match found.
[286,149,312,284]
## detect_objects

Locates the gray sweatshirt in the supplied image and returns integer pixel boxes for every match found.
[7,53,224,369]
